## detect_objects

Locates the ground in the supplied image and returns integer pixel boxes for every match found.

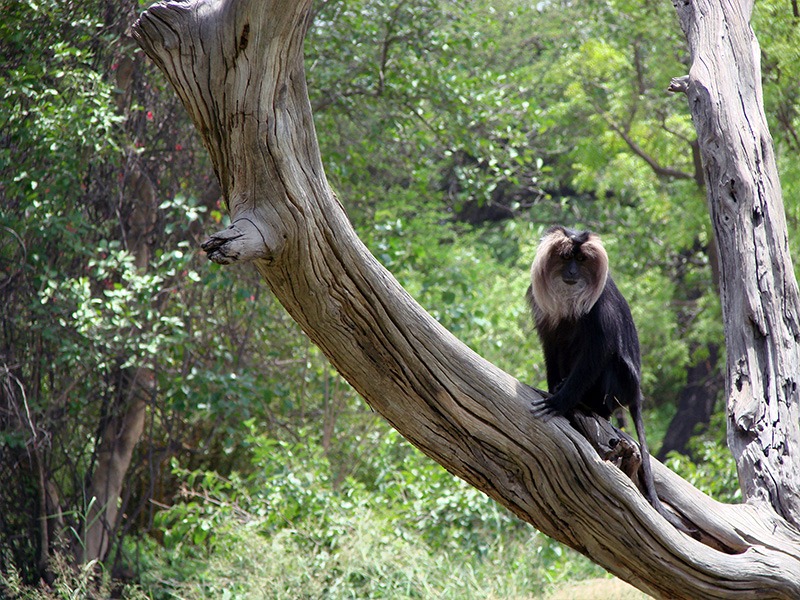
[546,578,649,599]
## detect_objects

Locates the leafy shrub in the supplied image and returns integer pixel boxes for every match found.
[138,427,604,599]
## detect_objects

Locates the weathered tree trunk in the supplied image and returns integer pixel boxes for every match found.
[672,0,800,526]
[132,0,800,597]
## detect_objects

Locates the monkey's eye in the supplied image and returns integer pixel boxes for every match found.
[575,254,586,262]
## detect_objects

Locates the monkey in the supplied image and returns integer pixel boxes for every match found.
[526,225,669,520]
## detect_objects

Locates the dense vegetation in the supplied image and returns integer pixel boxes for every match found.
[1,0,797,597]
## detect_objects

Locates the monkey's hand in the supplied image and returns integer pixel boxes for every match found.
[530,391,572,421]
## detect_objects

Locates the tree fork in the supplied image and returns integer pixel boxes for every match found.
[133,0,800,597]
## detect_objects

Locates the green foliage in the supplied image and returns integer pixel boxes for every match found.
[309,0,548,224]
[136,427,604,599]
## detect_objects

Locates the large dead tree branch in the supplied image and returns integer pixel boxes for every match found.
[132,0,800,597]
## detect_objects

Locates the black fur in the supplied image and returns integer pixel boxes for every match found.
[534,275,641,418]
[528,227,678,525]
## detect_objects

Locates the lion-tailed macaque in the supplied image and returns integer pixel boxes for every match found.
[527,225,671,521]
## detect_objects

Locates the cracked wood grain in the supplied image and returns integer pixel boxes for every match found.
[134,0,800,597]
[672,0,800,527]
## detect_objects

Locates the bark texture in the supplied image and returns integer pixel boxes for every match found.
[133,0,800,597]
[672,0,800,526]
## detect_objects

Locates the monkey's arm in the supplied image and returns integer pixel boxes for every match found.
[535,357,605,417]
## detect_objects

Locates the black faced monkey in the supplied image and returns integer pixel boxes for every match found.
[526,225,668,519]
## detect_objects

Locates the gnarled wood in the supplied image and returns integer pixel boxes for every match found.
[672,0,800,526]
[133,1,800,597]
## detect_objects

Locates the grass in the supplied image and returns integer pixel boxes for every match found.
[131,504,616,599]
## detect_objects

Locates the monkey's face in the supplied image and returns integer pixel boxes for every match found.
[547,247,595,299]
[558,250,587,286]
[530,227,610,325]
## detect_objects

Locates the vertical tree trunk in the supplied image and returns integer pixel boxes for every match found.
[82,377,149,562]
[672,0,800,527]
[80,162,158,563]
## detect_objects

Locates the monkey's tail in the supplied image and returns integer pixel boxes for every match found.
[631,397,692,532]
